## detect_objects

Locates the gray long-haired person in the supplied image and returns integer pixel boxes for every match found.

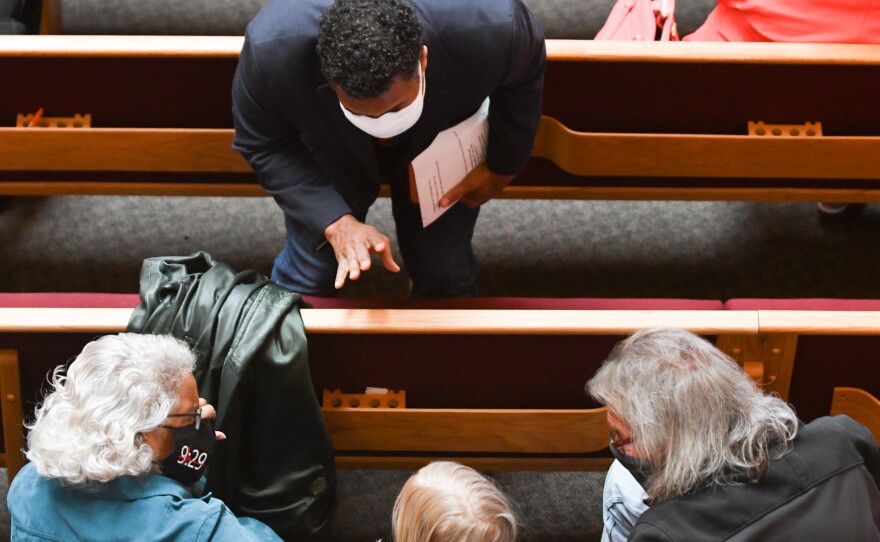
[7,333,281,541]
[587,328,880,542]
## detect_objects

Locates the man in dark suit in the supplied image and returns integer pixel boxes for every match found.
[233,0,545,296]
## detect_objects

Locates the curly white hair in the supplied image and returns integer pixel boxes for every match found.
[26,333,197,485]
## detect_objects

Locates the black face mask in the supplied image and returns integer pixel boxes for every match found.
[159,419,216,486]
[610,440,651,486]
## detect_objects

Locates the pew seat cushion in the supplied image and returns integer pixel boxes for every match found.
[0,293,724,311]
[303,296,724,310]
[0,292,141,308]
[724,298,880,310]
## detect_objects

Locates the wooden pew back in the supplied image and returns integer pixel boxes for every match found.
[2,37,880,202]
[0,305,757,478]
[2,304,880,479]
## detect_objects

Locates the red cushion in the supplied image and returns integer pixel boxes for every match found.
[0,293,141,308]
[302,296,724,310]
[724,298,880,311]
[0,293,725,310]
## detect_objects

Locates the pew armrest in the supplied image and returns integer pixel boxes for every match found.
[831,387,880,445]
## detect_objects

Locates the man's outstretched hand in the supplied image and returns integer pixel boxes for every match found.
[324,214,400,289]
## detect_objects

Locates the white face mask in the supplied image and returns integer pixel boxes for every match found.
[340,63,425,139]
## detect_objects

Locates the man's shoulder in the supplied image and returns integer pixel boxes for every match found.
[412,0,518,32]
[245,0,331,46]
[796,415,878,466]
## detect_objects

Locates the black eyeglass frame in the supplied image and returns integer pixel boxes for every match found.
[610,431,634,450]
[163,408,202,431]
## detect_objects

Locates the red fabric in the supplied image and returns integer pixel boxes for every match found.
[0,293,723,310]
[0,293,141,308]
[302,296,724,310]
[684,0,880,43]
[595,0,678,41]
[724,298,880,311]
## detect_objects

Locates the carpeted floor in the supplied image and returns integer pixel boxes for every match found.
[3,196,880,299]
[0,467,603,541]
[320,470,605,541]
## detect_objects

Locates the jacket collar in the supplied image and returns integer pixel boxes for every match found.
[71,472,197,502]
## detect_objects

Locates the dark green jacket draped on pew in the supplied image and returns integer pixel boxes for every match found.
[126,251,336,540]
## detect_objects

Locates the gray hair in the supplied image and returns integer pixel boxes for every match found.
[586,328,798,503]
[26,333,197,485]
[392,461,518,542]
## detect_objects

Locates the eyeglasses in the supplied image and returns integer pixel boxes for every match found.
[610,431,634,449]
[163,408,202,431]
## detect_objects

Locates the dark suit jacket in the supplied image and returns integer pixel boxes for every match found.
[232,0,546,249]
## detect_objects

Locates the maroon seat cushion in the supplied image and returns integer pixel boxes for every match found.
[0,293,141,308]
[724,298,880,311]
[0,293,724,311]
[303,296,724,310]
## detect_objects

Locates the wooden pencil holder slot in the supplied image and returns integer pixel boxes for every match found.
[16,113,92,128]
[323,389,406,409]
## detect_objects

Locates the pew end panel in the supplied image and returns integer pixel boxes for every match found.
[831,387,880,445]
[0,350,24,480]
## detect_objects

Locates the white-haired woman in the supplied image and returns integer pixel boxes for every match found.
[391,461,518,542]
[587,327,880,542]
[7,333,281,541]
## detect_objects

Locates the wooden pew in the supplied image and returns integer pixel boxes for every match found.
[725,300,880,421]
[0,305,757,480]
[831,387,880,445]
[2,36,880,202]
[3,304,880,482]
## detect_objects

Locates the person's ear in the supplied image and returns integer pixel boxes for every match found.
[420,45,428,72]
[140,427,172,461]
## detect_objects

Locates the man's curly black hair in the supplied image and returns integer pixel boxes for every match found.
[317,0,423,99]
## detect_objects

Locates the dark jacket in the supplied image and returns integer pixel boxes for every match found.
[126,252,336,540]
[630,415,880,541]
[232,0,546,249]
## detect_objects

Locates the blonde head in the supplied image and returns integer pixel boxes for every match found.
[392,461,518,542]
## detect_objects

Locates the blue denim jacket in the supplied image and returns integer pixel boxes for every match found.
[601,459,650,542]
[8,462,282,541]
